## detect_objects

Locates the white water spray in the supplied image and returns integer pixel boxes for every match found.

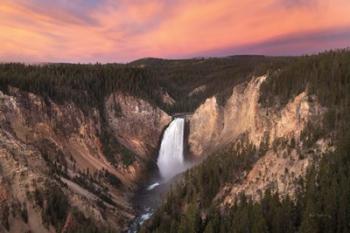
[128,118,188,232]
[157,118,186,180]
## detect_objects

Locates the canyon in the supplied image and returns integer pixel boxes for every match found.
[0,74,329,232]
[0,51,348,233]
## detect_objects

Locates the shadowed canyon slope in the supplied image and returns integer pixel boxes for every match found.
[105,92,171,159]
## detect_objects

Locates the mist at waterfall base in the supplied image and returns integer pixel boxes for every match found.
[128,117,191,232]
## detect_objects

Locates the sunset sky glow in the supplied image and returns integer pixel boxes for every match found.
[1,0,350,63]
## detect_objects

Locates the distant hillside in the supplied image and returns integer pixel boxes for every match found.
[131,55,292,113]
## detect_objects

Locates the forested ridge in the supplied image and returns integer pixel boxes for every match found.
[0,55,290,114]
[140,49,350,233]
[0,63,163,111]
[260,49,350,140]
[132,55,291,112]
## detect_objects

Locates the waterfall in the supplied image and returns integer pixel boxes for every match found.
[157,117,186,180]
[128,118,187,232]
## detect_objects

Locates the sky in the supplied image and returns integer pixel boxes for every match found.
[0,0,350,63]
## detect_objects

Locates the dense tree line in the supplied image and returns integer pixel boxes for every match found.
[0,56,291,114]
[134,55,290,113]
[0,63,163,109]
[260,49,350,140]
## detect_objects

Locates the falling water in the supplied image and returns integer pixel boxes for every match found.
[128,117,187,232]
[157,117,186,180]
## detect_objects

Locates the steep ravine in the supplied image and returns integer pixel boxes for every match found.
[0,74,334,233]
[0,87,171,233]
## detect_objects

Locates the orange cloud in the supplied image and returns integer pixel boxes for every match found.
[0,0,349,62]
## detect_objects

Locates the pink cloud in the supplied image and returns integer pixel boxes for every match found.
[0,0,349,62]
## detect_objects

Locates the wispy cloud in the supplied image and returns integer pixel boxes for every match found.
[0,0,349,62]
[1,0,103,26]
[280,0,321,8]
[194,26,350,57]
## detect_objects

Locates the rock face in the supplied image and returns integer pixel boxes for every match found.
[189,75,324,156]
[0,88,170,233]
[189,75,331,204]
[161,90,176,106]
[188,96,223,157]
[105,92,171,158]
[188,85,207,97]
[220,137,333,206]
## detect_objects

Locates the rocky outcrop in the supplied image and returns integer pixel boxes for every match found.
[189,75,325,157]
[188,85,207,97]
[105,92,171,159]
[189,75,330,204]
[220,137,333,206]
[188,96,223,157]
[0,88,170,232]
[161,90,176,106]
[0,129,51,233]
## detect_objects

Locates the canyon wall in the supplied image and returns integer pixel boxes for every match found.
[189,75,332,204]
[0,74,334,232]
[105,92,171,159]
[0,87,170,233]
